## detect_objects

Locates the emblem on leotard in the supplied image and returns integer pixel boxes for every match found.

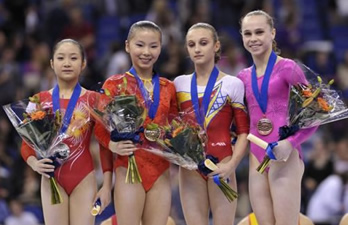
[257,117,273,136]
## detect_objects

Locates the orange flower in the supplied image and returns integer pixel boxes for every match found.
[30,110,46,120]
[172,126,184,137]
[302,89,313,97]
[317,97,331,112]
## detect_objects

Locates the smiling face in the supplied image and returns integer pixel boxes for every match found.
[241,14,275,57]
[50,41,86,83]
[125,29,161,74]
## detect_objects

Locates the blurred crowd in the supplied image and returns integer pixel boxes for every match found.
[0,0,348,224]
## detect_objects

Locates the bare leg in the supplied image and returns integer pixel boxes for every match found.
[70,171,97,225]
[41,176,69,225]
[208,156,236,225]
[179,167,209,225]
[142,170,171,225]
[249,154,275,225]
[114,167,146,225]
[269,149,304,225]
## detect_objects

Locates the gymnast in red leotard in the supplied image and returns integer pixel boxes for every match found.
[94,21,178,225]
[20,39,113,225]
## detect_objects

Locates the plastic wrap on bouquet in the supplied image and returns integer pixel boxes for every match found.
[257,63,348,173]
[88,76,146,184]
[143,111,206,170]
[2,95,88,204]
[143,109,238,202]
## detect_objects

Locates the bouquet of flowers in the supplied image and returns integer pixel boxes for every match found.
[3,95,69,204]
[144,111,238,202]
[90,77,146,184]
[144,116,205,170]
[257,63,348,173]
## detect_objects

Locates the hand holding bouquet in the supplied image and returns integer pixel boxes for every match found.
[3,95,69,204]
[90,77,146,184]
[257,64,348,173]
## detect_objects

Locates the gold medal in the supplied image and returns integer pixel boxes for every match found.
[257,117,273,136]
[144,127,161,142]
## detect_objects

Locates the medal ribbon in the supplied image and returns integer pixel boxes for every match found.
[52,83,81,134]
[129,67,160,120]
[190,66,219,128]
[251,51,277,114]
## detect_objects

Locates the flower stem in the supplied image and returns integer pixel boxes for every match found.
[49,177,63,204]
[256,156,271,174]
[125,154,142,184]
[218,178,238,202]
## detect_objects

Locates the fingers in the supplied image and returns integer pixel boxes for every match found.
[34,159,55,178]
[110,140,137,155]
[97,197,111,215]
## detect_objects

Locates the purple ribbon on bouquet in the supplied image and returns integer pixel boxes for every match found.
[45,156,61,178]
[198,155,230,185]
[110,127,144,144]
[279,124,300,140]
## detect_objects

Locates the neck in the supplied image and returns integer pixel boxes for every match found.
[194,61,216,85]
[132,66,153,80]
[252,49,274,73]
[57,80,79,98]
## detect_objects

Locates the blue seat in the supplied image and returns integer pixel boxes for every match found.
[24,204,44,223]
[96,15,122,57]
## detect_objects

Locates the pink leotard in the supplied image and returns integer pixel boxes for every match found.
[237,58,317,162]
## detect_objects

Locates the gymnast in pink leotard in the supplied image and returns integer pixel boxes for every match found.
[238,58,315,163]
[238,10,317,225]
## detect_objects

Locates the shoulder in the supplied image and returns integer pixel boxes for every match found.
[105,73,128,83]
[174,74,192,84]
[34,91,51,103]
[276,58,300,72]
[103,73,131,89]
[159,77,174,87]
[220,74,245,91]
[173,74,192,91]
[82,89,100,103]
[236,67,252,81]
[159,77,176,94]
[221,73,244,84]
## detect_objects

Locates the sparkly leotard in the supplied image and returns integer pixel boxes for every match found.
[94,73,178,191]
[237,59,317,162]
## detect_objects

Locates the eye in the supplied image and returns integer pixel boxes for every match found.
[200,40,208,46]
[57,56,64,60]
[187,42,195,48]
[151,45,159,49]
[136,43,143,47]
[243,31,251,36]
[256,30,264,35]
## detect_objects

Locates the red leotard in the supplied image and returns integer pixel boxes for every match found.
[94,73,178,191]
[21,90,113,195]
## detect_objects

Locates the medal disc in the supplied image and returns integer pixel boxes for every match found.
[257,118,273,136]
[144,128,161,142]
